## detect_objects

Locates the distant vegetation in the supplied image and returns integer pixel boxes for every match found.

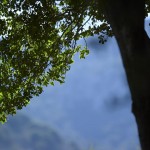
[0,114,80,150]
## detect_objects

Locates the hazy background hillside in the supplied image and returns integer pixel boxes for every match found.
[0,114,80,150]
[2,18,150,149]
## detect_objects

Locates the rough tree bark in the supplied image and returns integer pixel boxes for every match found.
[98,0,150,149]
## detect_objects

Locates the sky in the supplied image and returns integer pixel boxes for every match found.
[21,36,140,150]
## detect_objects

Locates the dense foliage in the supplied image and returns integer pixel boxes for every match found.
[0,0,113,122]
[0,0,150,122]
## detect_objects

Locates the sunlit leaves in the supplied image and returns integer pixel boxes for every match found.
[80,48,89,59]
[0,0,119,123]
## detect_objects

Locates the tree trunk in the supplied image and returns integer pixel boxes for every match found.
[98,0,150,149]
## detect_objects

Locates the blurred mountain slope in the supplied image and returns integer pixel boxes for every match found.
[0,113,80,150]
